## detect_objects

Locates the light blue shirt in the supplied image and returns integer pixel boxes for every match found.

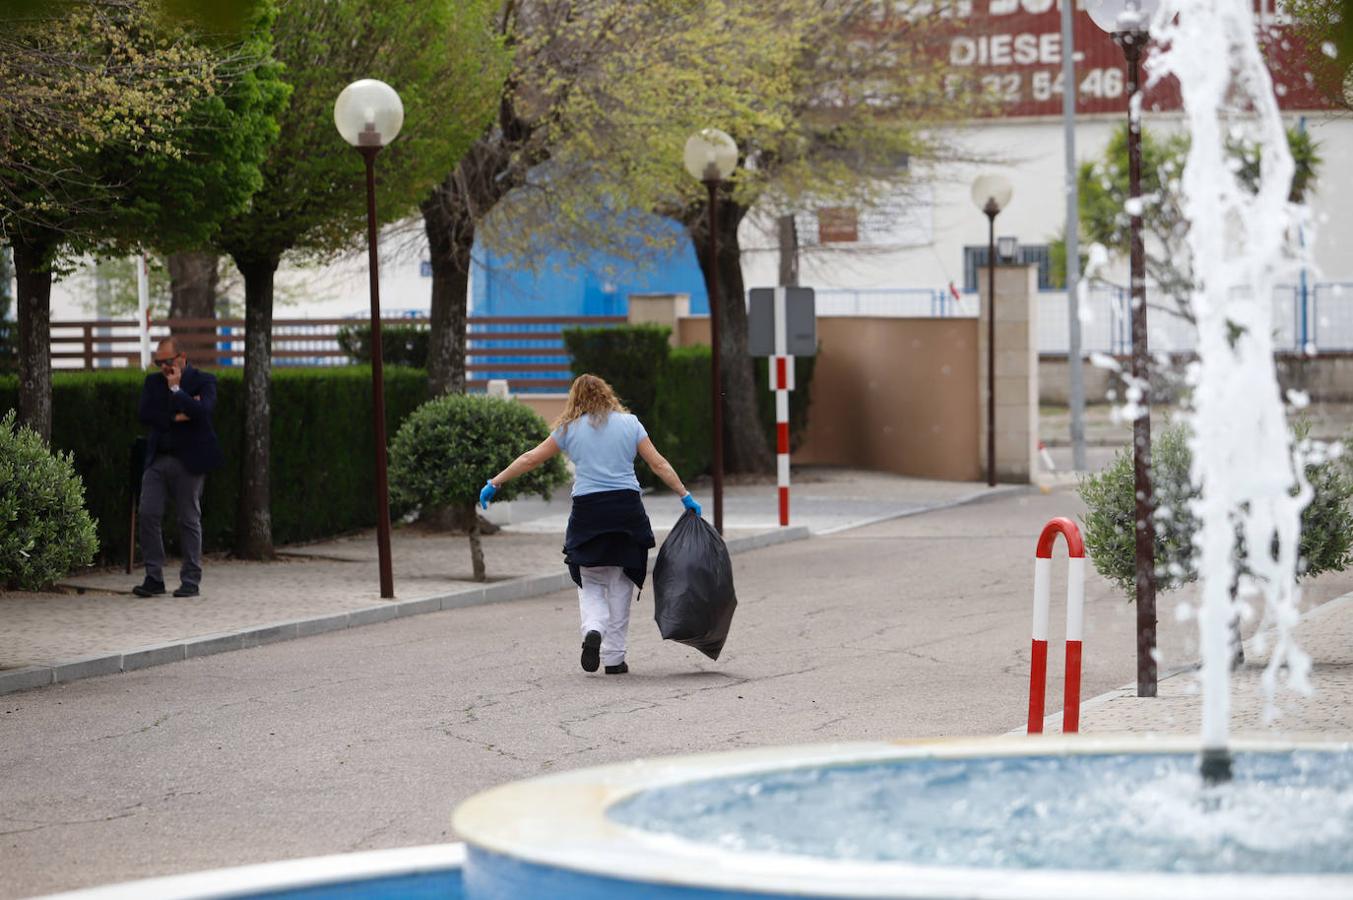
[552,412,648,497]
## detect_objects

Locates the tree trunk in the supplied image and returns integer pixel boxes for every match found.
[167,251,219,328]
[466,502,486,582]
[777,214,799,288]
[13,239,54,443]
[233,254,279,559]
[690,193,773,474]
[421,187,474,397]
[421,504,500,535]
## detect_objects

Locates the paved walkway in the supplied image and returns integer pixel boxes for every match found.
[1066,589,1353,737]
[3,480,1351,898]
[0,470,1008,692]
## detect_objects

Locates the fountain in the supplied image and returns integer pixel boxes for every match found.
[47,2,1353,898]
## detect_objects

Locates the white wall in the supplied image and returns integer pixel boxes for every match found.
[739,111,1353,297]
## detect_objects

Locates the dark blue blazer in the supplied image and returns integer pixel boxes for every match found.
[138,364,224,475]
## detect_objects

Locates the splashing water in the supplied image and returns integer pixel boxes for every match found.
[1148,1,1314,763]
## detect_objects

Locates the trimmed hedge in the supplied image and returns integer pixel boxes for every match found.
[0,366,429,565]
[562,324,673,422]
[564,324,817,484]
[647,345,713,485]
[337,322,431,368]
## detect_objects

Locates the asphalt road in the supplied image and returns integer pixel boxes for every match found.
[3,485,1349,898]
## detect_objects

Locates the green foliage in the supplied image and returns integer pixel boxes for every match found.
[388,394,568,516]
[337,323,430,368]
[0,410,98,590]
[1078,123,1321,317]
[1078,422,1353,599]
[1281,0,1353,107]
[562,325,673,421]
[647,345,713,485]
[0,366,428,564]
[2,1,288,266]
[217,0,509,266]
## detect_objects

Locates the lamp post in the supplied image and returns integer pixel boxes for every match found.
[684,128,739,535]
[334,78,403,600]
[971,174,1013,488]
[1088,0,1160,698]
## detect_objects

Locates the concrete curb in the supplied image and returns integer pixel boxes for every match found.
[0,525,813,698]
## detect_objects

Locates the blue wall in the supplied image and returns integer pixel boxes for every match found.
[472,214,709,317]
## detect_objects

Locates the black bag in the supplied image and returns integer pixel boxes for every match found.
[652,510,738,660]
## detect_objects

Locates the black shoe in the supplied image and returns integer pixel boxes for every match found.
[173,584,200,598]
[132,578,166,597]
[605,662,629,675]
[580,630,601,672]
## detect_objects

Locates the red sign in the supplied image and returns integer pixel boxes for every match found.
[935,0,1328,117]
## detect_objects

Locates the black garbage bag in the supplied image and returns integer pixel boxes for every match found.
[652,510,737,660]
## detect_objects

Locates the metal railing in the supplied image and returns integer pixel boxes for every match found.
[49,315,627,392]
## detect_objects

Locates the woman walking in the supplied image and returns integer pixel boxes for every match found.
[479,374,701,674]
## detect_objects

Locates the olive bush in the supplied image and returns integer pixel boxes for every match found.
[0,410,98,590]
[1079,422,1353,598]
[388,394,568,580]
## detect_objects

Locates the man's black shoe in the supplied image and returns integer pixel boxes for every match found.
[604,662,629,675]
[173,584,200,598]
[131,579,166,597]
[580,630,601,672]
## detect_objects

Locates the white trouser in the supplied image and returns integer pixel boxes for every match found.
[577,565,634,667]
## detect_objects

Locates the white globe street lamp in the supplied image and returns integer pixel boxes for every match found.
[334,79,404,147]
[970,174,1013,490]
[684,128,738,534]
[334,79,403,599]
[683,129,739,183]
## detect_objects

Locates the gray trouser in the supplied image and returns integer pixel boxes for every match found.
[140,454,206,588]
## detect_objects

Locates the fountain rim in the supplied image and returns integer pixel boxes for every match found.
[452,733,1353,900]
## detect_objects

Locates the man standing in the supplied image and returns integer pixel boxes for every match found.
[133,337,224,598]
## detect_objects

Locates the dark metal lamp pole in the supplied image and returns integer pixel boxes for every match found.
[706,178,725,535]
[1116,29,1157,698]
[336,79,402,601]
[985,200,998,488]
[684,128,738,537]
[359,143,395,599]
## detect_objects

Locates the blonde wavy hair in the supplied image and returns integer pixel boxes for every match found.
[553,374,628,434]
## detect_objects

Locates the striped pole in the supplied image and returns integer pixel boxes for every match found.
[770,288,794,526]
[1027,517,1087,734]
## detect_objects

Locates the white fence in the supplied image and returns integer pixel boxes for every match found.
[812,284,1353,354]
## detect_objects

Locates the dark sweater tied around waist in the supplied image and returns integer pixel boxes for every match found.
[563,489,655,590]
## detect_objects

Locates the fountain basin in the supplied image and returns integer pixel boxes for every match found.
[453,735,1353,900]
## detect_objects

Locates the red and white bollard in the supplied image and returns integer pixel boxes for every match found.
[770,288,795,527]
[1027,517,1086,734]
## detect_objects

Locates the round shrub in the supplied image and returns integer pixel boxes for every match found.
[1078,421,1353,598]
[388,393,569,514]
[0,410,98,590]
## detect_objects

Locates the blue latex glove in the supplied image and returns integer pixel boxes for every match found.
[479,480,498,510]
[682,493,702,517]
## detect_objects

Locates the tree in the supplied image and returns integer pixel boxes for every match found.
[625,2,967,473]
[388,394,568,580]
[1075,123,1321,322]
[1281,0,1353,108]
[1,0,286,440]
[423,1,968,476]
[214,0,508,558]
